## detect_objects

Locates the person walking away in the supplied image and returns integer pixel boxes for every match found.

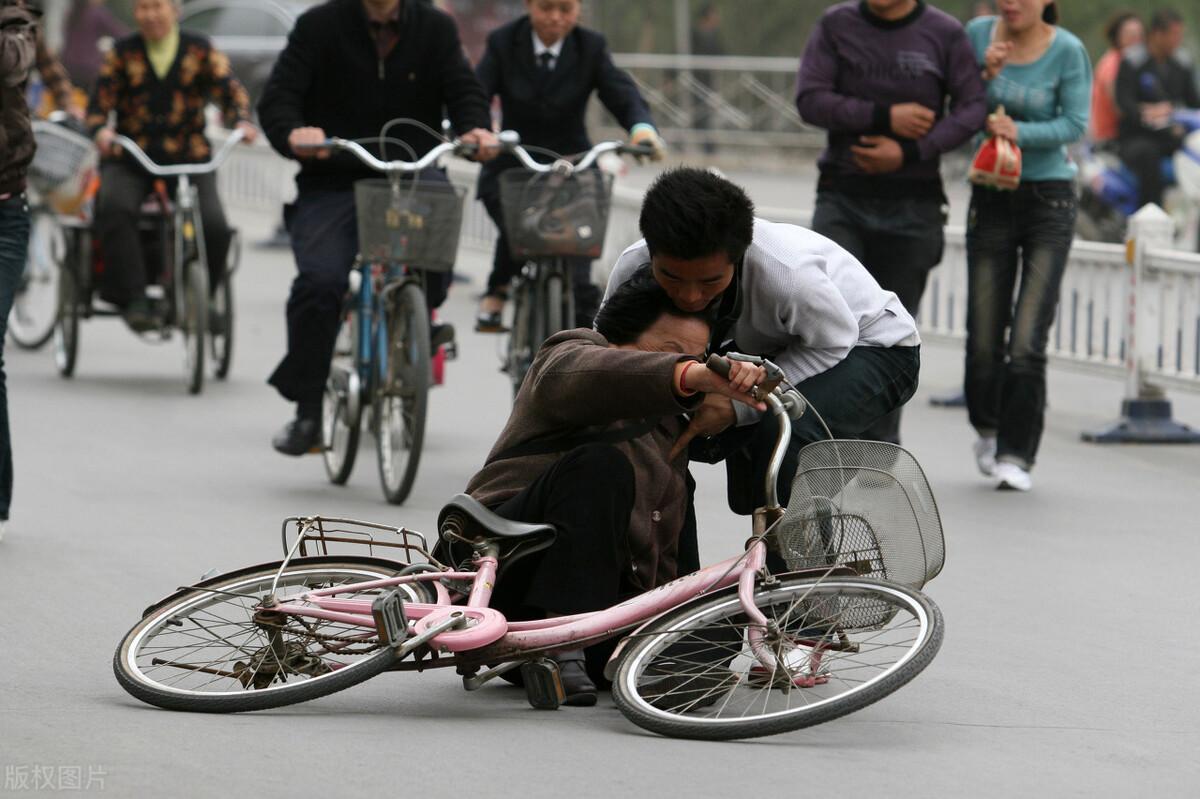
[1115,8,1200,210]
[86,0,257,332]
[690,3,723,154]
[0,0,42,541]
[473,0,665,333]
[796,0,986,445]
[1090,11,1142,147]
[964,0,1091,491]
[257,0,499,456]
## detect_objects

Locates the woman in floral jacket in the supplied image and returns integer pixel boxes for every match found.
[85,0,256,330]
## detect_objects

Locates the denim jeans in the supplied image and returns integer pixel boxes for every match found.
[965,181,1077,470]
[0,194,31,520]
[812,190,944,444]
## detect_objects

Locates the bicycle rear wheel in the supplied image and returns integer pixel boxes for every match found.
[612,576,943,741]
[323,307,363,485]
[9,209,61,350]
[375,282,430,505]
[114,557,422,713]
[181,259,208,395]
[209,274,234,379]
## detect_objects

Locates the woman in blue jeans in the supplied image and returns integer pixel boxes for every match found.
[964,0,1091,492]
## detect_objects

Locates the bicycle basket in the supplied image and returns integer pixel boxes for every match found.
[28,120,98,206]
[498,168,614,259]
[776,440,945,591]
[353,178,465,272]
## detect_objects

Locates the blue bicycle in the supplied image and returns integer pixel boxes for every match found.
[316,137,469,504]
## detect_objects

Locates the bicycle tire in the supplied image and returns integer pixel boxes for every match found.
[543,271,565,339]
[612,576,943,741]
[9,209,60,350]
[182,259,208,395]
[114,557,418,713]
[210,274,234,379]
[375,281,430,505]
[506,275,535,398]
[53,231,80,378]
[323,307,363,485]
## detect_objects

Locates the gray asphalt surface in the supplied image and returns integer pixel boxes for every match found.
[2,203,1199,798]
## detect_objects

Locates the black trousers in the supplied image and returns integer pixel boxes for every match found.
[267,185,452,407]
[811,190,943,444]
[94,160,231,307]
[704,345,921,515]
[481,194,601,328]
[1119,134,1180,209]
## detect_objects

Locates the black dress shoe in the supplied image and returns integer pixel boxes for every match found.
[553,650,597,707]
[430,322,456,350]
[272,418,321,456]
[123,297,164,334]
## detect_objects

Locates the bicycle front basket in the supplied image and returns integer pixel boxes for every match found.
[28,120,98,205]
[353,178,465,272]
[498,168,614,259]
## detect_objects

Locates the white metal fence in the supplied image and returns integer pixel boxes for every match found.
[216,138,1200,394]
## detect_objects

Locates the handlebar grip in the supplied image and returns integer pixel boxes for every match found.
[292,139,335,151]
[456,140,480,156]
[622,143,657,157]
[705,353,732,379]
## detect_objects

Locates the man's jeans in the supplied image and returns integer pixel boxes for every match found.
[965,182,1077,469]
[0,194,31,520]
[812,190,943,444]
[706,345,921,515]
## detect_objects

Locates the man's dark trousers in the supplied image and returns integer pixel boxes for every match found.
[812,189,941,444]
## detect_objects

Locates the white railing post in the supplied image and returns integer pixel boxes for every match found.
[1083,204,1200,442]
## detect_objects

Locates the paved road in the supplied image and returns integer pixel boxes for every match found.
[2,206,1199,798]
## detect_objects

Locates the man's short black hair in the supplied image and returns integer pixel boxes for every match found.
[638,167,755,264]
[594,267,709,345]
[1150,8,1183,32]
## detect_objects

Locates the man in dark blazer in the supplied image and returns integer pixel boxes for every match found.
[474,0,664,332]
[258,0,498,456]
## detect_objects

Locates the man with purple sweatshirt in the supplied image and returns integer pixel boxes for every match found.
[797,0,986,444]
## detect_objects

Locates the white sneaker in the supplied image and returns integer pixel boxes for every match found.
[994,462,1032,492]
[973,437,997,477]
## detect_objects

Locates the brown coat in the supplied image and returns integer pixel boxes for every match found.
[0,0,37,194]
[466,330,699,592]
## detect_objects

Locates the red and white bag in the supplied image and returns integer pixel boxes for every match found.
[969,106,1022,190]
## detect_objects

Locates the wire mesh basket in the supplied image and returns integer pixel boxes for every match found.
[498,168,614,259]
[353,178,464,272]
[28,120,97,202]
[776,440,945,591]
[279,516,436,566]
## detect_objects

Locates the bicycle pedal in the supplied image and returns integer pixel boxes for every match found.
[520,659,565,710]
[442,342,458,361]
[371,590,409,647]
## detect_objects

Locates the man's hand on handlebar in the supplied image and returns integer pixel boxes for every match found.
[235,120,259,146]
[629,126,666,162]
[95,127,120,158]
[459,128,500,161]
[289,126,331,159]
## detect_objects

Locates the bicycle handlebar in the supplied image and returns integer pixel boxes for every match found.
[112,127,246,177]
[497,130,655,174]
[301,137,469,174]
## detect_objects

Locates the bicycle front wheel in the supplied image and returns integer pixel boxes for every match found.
[181,259,208,394]
[114,557,419,713]
[505,276,535,398]
[612,576,943,741]
[9,210,61,350]
[53,230,81,378]
[375,281,430,505]
[209,273,234,379]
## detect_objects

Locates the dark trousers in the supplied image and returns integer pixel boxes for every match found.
[94,160,230,306]
[711,345,921,515]
[0,194,31,520]
[268,185,451,407]
[1119,134,1179,209]
[481,194,600,328]
[811,189,943,444]
[965,182,1076,470]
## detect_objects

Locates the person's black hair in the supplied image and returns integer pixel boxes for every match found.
[1150,8,1183,32]
[638,167,755,264]
[1042,2,1058,25]
[1105,11,1140,48]
[593,266,710,345]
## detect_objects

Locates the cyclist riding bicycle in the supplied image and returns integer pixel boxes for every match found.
[86,0,255,333]
[462,272,765,705]
[473,0,665,333]
[257,0,499,457]
[604,167,921,516]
